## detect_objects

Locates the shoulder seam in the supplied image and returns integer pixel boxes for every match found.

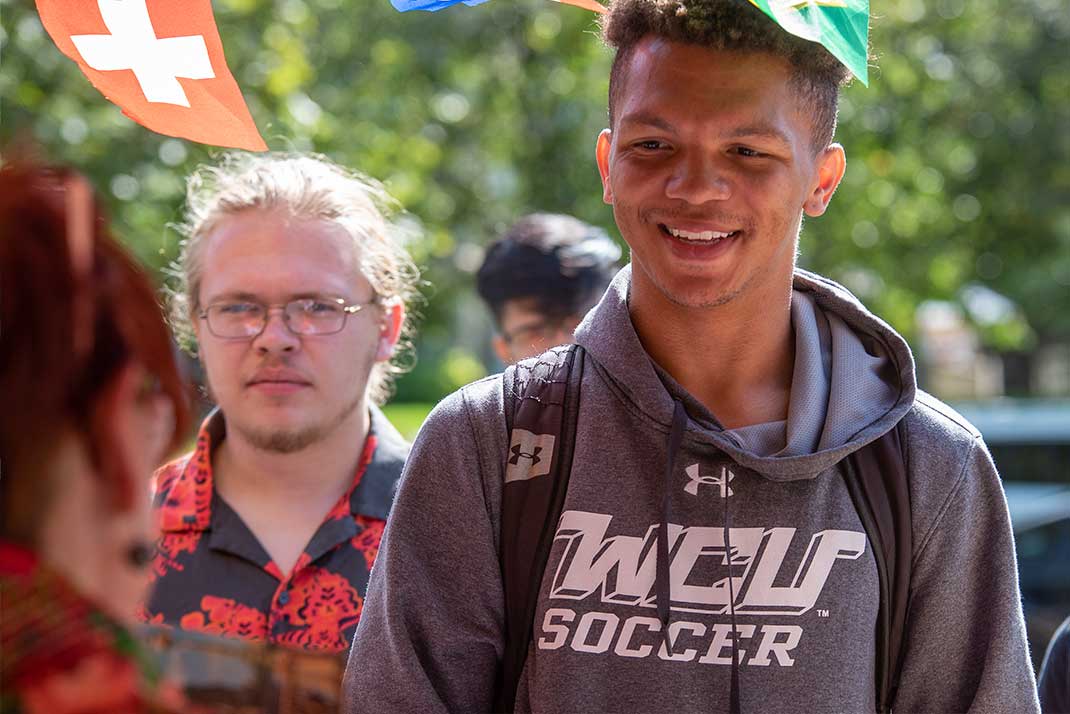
[910,438,978,567]
[914,394,981,438]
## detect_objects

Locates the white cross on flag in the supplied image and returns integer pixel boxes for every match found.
[36,0,266,151]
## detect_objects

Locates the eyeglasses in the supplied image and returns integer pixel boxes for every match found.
[199,297,376,339]
[502,317,579,346]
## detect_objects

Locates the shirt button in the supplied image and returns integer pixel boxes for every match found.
[278,590,290,605]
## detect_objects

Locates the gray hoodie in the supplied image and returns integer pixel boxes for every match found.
[344,267,1039,713]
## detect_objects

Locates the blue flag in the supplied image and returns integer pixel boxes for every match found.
[391,0,606,13]
[391,0,489,11]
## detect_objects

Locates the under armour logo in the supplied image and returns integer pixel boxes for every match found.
[509,444,543,466]
[684,464,735,498]
[504,429,556,483]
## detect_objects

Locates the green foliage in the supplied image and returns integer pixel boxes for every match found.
[812,0,1070,347]
[381,401,434,441]
[2,0,1067,403]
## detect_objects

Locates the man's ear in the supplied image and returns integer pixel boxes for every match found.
[375,299,405,362]
[596,129,614,204]
[804,143,847,217]
[492,334,512,366]
[90,364,150,513]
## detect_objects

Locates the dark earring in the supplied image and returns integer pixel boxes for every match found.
[125,540,155,569]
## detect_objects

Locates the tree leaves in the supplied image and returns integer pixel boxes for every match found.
[3,0,1066,398]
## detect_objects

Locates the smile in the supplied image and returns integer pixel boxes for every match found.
[659,224,741,244]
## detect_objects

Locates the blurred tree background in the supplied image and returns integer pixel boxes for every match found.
[2,0,1068,414]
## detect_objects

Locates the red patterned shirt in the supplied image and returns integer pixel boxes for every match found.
[0,541,202,714]
[140,406,407,655]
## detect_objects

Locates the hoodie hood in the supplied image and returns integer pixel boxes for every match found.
[574,265,916,481]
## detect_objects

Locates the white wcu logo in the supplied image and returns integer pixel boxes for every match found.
[549,511,866,616]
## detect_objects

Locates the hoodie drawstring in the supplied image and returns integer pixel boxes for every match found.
[657,399,742,714]
[656,401,688,634]
[724,471,742,714]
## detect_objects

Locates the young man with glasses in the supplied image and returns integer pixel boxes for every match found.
[476,213,621,364]
[141,153,420,658]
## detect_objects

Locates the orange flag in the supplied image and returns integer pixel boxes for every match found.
[554,0,606,12]
[36,0,266,151]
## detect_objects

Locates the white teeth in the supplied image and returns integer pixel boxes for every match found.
[667,227,733,241]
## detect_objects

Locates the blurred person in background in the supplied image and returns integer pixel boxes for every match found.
[0,155,192,713]
[1040,615,1070,713]
[476,213,621,364]
[141,153,420,658]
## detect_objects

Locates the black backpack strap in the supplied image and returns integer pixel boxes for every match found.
[493,344,585,713]
[842,422,912,714]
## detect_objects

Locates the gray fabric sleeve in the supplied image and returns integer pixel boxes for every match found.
[341,381,506,713]
[892,438,1040,713]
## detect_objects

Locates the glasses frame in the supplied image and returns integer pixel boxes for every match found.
[198,296,378,340]
[501,316,579,345]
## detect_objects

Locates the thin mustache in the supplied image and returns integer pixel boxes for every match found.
[247,360,310,384]
[640,206,752,230]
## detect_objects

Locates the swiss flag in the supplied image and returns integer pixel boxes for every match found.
[36,0,266,151]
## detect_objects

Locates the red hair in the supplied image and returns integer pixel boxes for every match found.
[0,154,191,537]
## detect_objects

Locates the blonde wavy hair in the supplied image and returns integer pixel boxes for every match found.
[169,152,422,405]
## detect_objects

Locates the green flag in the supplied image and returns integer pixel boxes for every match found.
[746,0,870,85]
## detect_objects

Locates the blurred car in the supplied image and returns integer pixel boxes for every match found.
[955,399,1070,670]
[957,400,1070,484]
[1004,482,1070,668]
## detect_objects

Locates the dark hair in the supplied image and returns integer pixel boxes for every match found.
[476,213,621,326]
[602,0,854,149]
[0,155,191,540]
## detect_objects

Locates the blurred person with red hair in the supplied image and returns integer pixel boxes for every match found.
[0,155,192,714]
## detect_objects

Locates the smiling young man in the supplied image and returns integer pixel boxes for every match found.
[141,154,419,656]
[343,1,1038,712]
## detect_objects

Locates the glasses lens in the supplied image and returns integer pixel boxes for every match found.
[285,299,346,335]
[208,302,265,338]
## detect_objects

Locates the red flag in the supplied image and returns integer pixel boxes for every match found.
[36,0,266,151]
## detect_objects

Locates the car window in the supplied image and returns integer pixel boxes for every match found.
[990,443,1070,484]
[1017,517,1070,602]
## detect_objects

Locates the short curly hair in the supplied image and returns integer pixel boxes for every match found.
[170,152,422,406]
[602,0,855,149]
